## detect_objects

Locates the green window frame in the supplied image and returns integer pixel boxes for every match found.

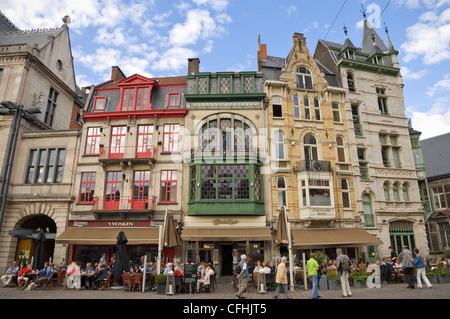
[393,183,400,201]
[363,194,375,227]
[384,183,390,201]
[376,88,389,115]
[402,184,410,202]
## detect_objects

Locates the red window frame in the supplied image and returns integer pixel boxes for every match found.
[163,124,180,153]
[133,171,150,209]
[160,170,177,203]
[79,172,96,203]
[136,87,149,111]
[104,171,121,210]
[136,125,154,158]
[121,86,151,111]
[85,127,102,155]
[110,126,126,158]
[93,96,106,111]
[167,92,181,107]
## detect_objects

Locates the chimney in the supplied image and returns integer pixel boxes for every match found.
[111,66,126,82]
[257,43,267,72]
[188,58,200,75]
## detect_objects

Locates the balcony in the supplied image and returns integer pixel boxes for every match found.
[293,160,332,173]
[92,195,156,219]
[295,83,316,91]
[99,145,157,165]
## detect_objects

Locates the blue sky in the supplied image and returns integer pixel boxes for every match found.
[2,0,450,139]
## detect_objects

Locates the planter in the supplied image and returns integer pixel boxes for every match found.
[318,275,328,289]
[156,284,166,294]
[427,275,439,285]
[353,280,366,288]
[327,279,341,290]
[438,275,450,284]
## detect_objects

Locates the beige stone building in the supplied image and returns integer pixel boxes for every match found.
[314,19,429,260]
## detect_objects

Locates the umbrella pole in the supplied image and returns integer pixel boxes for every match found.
[285,206,295,292]
[157,210,168,274]
[142,255,147,293]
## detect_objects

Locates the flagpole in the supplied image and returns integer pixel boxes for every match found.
[284,206,295,291]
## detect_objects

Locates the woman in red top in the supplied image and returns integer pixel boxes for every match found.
[17,264,33,289]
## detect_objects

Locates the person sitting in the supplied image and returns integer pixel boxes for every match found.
[269,262,276,273]
[17,264,33,289]
[1,261,19,287]
[197,264,214,292]
[66,261,82,290]
[163,263,173,275]
[36,262,53,289]
[261,261,272,274]
[132,264,142,274]
[94,264,108,289]
[254,260,263,272]
[81,262,95,289]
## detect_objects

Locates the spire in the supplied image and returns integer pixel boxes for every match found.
[361,18,388,54]
[384,23,395,52]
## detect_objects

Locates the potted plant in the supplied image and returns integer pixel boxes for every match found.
[351,270,369,288]
[327,272,341,290]
[155,274,167,294]
[425,267,439,284]
[435,268,450,284]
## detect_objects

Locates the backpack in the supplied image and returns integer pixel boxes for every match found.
[235,263,242,275]
[343,258,351,271]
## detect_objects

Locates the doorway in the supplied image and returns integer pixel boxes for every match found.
[221,245,233,276]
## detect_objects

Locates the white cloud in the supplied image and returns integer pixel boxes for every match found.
[152,46,197,72]
[401,7,450,64]
[426,75,450,96]
[192,0,229,12]
[409,103,450,139]
[401,66,428,80]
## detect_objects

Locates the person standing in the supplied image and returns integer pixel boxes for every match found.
[398,245,415,289]
[336,248,352,297]
[307,252,320,299]
[273,256,292,299]
[410,248,432,289]
[388,246,398,265]
[236,254,249,299]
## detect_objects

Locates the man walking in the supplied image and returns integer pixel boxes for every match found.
[236,254,248,299]
[398,245,415,289]
[410,248,432,289]
[273,256,292,299]
[336,248,352,297]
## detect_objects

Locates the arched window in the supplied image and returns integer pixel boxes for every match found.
[402,183,410,201]
[393,183,400,201]
[295,67,313,89]
[336,136,346,162]
[274,131,285,159]
[293,96,300,120]
[277,176,287,209]
[304,96,311,120]
[363,194,375,227]
[314,97,321,121]
[347,73,356,92]
[304,133,318,163]
[384,182,391,201]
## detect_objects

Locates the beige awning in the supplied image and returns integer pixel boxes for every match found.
[291,228,383,248]
[181,227,273,241]
[56,227,159,245]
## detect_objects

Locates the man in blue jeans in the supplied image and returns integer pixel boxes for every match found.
[307,252,320,299]
[398,245,415,289]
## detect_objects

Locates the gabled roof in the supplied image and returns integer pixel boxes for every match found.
[421,132,450,180]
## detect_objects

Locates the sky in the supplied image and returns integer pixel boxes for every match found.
[2,0,450,140]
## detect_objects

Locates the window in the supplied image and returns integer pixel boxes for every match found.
[347,73,356,92]
[314,98,321,120]
[393,183,400,201]
[272,96,283,118]
[110,126,126,158]
[85,127,102,155]
[167,92,180,107]
[380,133,402,168]
[133,171,150,209]
[163,124,180,153]
[295,67,313,89]
[105,171,121,209]
[336,136,346,162]
[377,88,389,115]
[351,105,362,136]
[363,194,375,227]
[293,96,301,119]
[301,179,332,207]
[384,182,391,201]
[342,179,351,208]
[137,125,154,157]
[25,148,65,184]
[93,96,106,111]
[432,186,447,209]
[277,177,287,209]
[332,102,341,122]
[304,133,318,163]
[274,131,285,159]
[389,221,415,254]
[79,172,96,203]
[121,87,150,111]
[122,88,135,111]
[403,183,410,202]
[160,170,177,203]
[304,97,311,120]
[44,88,58,127]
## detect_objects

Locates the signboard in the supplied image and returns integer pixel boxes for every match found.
[184,263,197,284]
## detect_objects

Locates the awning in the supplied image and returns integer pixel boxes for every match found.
[56,227,159,245]
[181,227,273,241]
[291,228,383,248]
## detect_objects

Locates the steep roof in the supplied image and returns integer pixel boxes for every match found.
[361,18,389,54]
[421,132,450,180]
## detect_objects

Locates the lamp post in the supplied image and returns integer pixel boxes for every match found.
[0,101,41,236]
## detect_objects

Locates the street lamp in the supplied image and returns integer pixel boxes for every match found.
[0,101,42,236]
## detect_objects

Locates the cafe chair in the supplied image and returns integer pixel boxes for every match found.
[99,273,112,290]
[264,273,275,291]
[122,272,133,292]
[132,273,142,292]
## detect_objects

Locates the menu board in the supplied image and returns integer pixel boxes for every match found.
[184,263,197,284]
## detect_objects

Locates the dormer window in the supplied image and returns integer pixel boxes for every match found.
[122,87,150,111]
[295,67,314,90]
[167,92,181,107]
[93,96,106,111]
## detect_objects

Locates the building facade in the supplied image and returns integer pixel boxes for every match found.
[314,19,429,260]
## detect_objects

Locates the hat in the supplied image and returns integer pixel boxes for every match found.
[240,254,247,260]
